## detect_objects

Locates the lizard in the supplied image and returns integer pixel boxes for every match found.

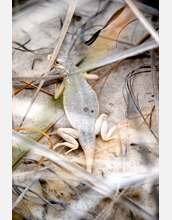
[48,54,119,173]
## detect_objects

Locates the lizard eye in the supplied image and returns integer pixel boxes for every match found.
[55,60,60,65]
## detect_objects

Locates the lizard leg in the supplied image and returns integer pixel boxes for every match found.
[95,113,118,141]
[54,80,65,99]
[95,114,130,141]
[54,128,79,154]
[83,73,99,80]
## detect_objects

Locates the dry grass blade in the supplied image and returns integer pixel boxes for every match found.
[12,130,115,197]
[134,1,159,16]
[119,196,157,220]
[13,181,65,218]
[18,0,78,127]
[12,1,159,218]
[95,200,116,220]
[91,31,153,91]
[48,170,96,218]
[12,41,35,53]
[12,171,42,209]
[13,35,157,86]
[12,74,65,82]
[74,40,158,74]
[13,131,158,220]
[151,49,159,125]
[14,159,96,218]
[95,188,128,220]
[45,0,78,75]
[12,0,42,15]
[107,170,159,190]
[125,0,159,44]
[123,65,158,141]
[12,104,64,170]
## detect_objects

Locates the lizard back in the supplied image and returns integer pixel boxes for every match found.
[64,73,99,145]
[55,56,99,172]
[63,72,99,172]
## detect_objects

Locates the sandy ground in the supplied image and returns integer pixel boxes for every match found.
[12,1,159,219]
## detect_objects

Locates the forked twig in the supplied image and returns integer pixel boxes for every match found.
[13,80,54,97]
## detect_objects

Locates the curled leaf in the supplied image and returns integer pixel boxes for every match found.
[85,6,126,45]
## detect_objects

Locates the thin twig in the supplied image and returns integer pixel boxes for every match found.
[13,81,35,95]
[125,0,159,44]
[16,80,54,97]
[12,172,42,209]
[18,0,78,127]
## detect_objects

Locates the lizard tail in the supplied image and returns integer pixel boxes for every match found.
[84,149,95,173]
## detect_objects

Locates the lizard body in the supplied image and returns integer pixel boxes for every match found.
[64,70,99,172]
[48,55,120,173]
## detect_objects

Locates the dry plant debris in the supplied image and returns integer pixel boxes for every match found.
[12,0,159,219]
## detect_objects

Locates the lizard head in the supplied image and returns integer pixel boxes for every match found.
[47,54,76,74]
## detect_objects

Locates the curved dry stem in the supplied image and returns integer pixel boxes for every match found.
[13,127,54,172]
[13,127,53,150]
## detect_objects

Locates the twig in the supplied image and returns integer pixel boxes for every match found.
[15,80,54,97]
